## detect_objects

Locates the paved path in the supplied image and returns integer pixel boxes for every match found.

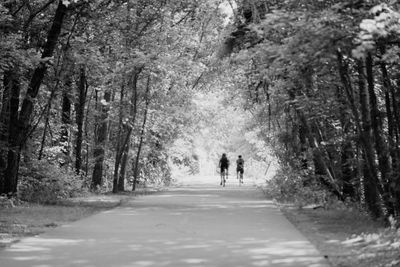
[0,177,329,267]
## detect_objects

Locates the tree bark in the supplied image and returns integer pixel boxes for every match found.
[0,73,12,193]
[379,51,400,215]
[366,54,394,215]
[38,88,57,160]
[112,69,141,192]
[132,76,151,191]
[337,52,384,217]
[92,90,111,188]
[357,59,382,218]
[61,87,71,156]
[17,2,67,144]
[3,70,21,194]
[75,66,87,174]
[118,140,130,191]
[0,70,20,194]
[112,83,126,193]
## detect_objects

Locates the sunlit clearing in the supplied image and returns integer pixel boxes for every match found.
[169,91,278,185]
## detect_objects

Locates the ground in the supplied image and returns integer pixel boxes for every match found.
[282,206,400,267]
[0,191,150,249]
[0,176,399,266]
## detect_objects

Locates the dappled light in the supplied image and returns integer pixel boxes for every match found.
[3,0,399,265]
[0,185,328,267]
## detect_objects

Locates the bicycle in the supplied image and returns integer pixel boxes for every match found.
[237,168,243,186]
[238,171,243,186]
[221,169,228,187]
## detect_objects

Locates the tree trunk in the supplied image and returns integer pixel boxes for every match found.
[61,89,71,156]
[357,59,382,218]
[336,81,357,200]
[5,1,67,194]
[0,70,20,194]
[75,66,87,174]
[132,76,151,191]
[366,54,394,215]
[112,69,141,192]
[118,139,130,191]
[379,51,400,215]
[38,88,56,160]
[0,72,12,193]
[337,52,383,217]
[3,70,21,194]
[342,141,356,196]
[112,83,126,193]
[92,90,111,188]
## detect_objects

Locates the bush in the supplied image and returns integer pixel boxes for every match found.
[18,160,88,204]
[264,165,330,207]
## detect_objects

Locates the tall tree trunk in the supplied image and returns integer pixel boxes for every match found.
[379,52,400,215]
[38,88,57,160]
[112,69,141,192]
[112,83,126,193]
[0,71,19,194]
[92,90,111,188]
[118,139,130,191]
[341,141,356,199]
[357,59,382,218]
[336,82,357,200]
[0,73,12,193]
[366,54,394,215]
[337,51,383,217]
[61,89,71,156]
[3,71,21,194]
[75,66,87,174]
[299,126,308,169]
[132,76,151,191]
[5,1,67,194]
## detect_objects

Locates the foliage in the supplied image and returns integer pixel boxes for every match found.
[220,0,400,219]
[264,165,330,207]
[18,160,88,204]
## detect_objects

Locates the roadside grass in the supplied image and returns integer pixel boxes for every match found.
[0,190,157,249]
[281,206,400,267]
[0,204,102,247]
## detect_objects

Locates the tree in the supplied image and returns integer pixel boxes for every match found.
[0,1,69,195]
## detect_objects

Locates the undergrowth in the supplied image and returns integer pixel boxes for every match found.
[263,165,332,207]
[17,159,89,204]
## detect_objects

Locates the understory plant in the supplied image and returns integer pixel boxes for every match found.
[18,159,88,204]
[264,165,333,207]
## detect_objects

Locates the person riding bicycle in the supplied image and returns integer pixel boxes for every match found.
[219,153,229,185]
[236,155,244,182]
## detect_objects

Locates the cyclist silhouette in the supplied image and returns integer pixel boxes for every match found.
[219,153,229,186]
[236,155,244,183]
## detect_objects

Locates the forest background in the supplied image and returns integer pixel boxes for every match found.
[2,1,400,265]
[1,0,400,235]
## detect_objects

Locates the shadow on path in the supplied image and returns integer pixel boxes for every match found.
[0,182,329,267]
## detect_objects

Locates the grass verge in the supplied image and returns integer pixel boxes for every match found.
[281,206,400,267]
[0,189,157,249]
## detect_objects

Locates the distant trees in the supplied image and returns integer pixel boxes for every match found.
[226,0,400,219]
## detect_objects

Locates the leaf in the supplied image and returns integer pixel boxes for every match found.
[62,0,70,7]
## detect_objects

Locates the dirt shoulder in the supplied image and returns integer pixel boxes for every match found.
[281,206,400,267]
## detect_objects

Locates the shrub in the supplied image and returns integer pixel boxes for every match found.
[18,160,88,204]
[264,165,330,207]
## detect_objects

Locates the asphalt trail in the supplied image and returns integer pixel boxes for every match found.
[0,178,329,267]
